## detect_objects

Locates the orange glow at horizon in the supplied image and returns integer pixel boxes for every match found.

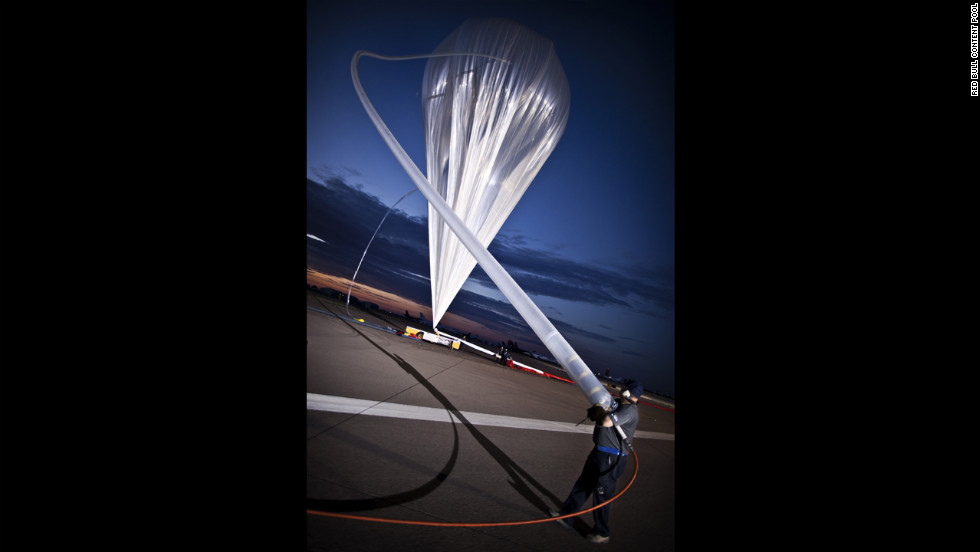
[306,268,429,316]
[306,268,520,346]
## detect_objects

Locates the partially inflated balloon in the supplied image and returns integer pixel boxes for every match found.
[422,18,571,328]
[350,20,613,408]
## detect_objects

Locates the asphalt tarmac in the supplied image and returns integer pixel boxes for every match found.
[307,291,675,551]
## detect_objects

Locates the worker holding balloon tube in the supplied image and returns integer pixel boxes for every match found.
[342,17,654,537]
[551,379,643,544]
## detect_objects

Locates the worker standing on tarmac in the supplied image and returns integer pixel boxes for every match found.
[551,379,643,544]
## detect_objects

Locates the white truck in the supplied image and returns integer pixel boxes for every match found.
[404,326,460,350]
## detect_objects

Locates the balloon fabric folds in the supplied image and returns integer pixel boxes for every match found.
[350,19,613,408]
[422,18,571,329]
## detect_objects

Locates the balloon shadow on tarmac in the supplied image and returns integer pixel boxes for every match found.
[307,318,570,525]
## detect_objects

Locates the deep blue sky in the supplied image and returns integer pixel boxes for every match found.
[307,0,675,396]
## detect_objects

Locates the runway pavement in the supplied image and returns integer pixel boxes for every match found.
[306,290,675,551]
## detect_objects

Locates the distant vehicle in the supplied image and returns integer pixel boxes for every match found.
[404,326,460,350]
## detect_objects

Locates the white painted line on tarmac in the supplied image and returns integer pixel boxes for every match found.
[307,393,674,441]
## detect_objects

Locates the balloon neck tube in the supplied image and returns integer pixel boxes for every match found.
[351,44,611,410]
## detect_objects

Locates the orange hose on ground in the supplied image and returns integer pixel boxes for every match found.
[306,450,638,527]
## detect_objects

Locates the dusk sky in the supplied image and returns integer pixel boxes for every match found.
[306,0,675,396]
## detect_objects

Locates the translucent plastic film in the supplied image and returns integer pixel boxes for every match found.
[422,18,571,328]
[350,21,613,408]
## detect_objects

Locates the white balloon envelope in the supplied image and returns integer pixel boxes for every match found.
[350,18,613,409]
[422,18,571,328]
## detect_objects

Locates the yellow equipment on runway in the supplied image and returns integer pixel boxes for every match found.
[405,326,460,350]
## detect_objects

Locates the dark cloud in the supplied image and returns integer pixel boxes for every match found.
[307,176,430,304]
[307,174,672,351]
[479,236,675,315]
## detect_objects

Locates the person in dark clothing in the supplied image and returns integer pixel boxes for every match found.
[551,379,643,544]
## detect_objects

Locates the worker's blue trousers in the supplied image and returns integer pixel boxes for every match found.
[557,447,627,537]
